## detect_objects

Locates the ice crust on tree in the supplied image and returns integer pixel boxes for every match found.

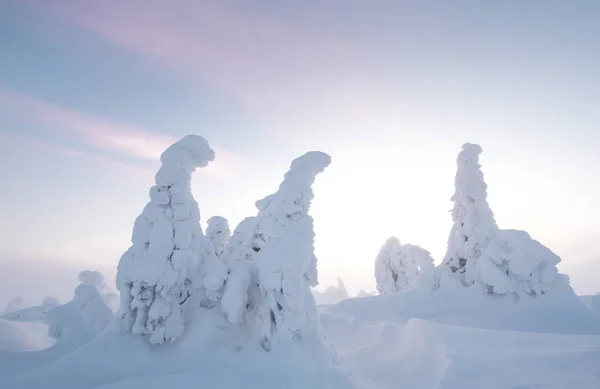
[441,143,560,296]
[221,151,331,350]
[44,270,113,341]
[206,216,231,258]
[375,237,435,294]
[116,135,227,345]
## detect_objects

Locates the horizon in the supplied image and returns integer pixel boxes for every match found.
[1,1,599,307]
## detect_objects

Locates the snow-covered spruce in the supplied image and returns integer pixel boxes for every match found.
[313,277,349,305]
[44,270,113,341]
[375,237,403,294]
[440,143,560,295]
[3,297,25,315]
[221,151,331,350]
[375,237,435,294]
[442,143,498,286]
[116,135,227,345]
[206,216,231,259]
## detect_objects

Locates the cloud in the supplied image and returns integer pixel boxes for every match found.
[29,0,388,112]
[0,89,174,160]
[0,89,255,179]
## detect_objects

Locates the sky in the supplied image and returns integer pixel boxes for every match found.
[1,0,599,306]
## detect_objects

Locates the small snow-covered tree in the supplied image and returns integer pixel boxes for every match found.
[3,297,25,314]
[374,237,403,294]
[42,297,60,307]
[442,143,498,286]
[375,238,435,294]
[312,277,349,305]
[45,270,113,340]
[116,135,227,345]
[220,216,261,325]
[356,290,376,298]
[402,244,436,288]
[206,216,231,258]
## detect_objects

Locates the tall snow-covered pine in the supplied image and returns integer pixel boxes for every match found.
[116,135,226,345]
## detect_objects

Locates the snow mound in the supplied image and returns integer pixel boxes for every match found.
[0,319,54,352]
[329,278,600,335]
[7,310,357,389]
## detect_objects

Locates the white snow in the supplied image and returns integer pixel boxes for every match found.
[375,237,435,294]
[116,135,227,345]
[3,138,599,389]
[206,216,231,258]
[313,278,350,305]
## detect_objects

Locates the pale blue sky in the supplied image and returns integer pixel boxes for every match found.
[1,1,599,305]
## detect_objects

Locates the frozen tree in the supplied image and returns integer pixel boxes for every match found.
[206,216,231,258]
[312,277,349,305]
[442,143,498,286]
[440,143,561,296]
[374,237,403,295]
[79,270,118,311]
[375,238,435,294]
[220,217,260,325]
[116,135,227,345]
[221,151,331,350]
[3,297,25,314]
[255,151,331,350]
[45,270,113,341]
[403,244,436,288]
[42,297,60,307]
[356,290,376,298]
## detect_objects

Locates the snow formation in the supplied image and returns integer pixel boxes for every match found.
[4,297,25,315]
[206,216,231,258]
[116,135,227,345]
[313,277,350,305]
[441,143,561,296]
[44,270,113,342]
[375,237,435,294]
[221,151,332,350]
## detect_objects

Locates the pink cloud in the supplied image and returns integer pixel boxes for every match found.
[0,89,255,179]
[0,89,174,161]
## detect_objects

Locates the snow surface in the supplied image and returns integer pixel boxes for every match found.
[3,139,599,388]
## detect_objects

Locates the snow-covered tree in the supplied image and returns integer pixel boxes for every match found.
[356,290,376,298]
[375,238,435,294]
[206,216,231,258]
[3,297,25,314]
[403,244,436,288]
[79,270,118,311]
[220,216,260,325]
[45,270,113,341]
[116,135,227,345]
[440,143,561,296]
[312,277,349,305]
[374,237,403,294]
[442,143,498,286]
[221,151,331,350]
[255,151,331,350]
[42,297,60,307]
